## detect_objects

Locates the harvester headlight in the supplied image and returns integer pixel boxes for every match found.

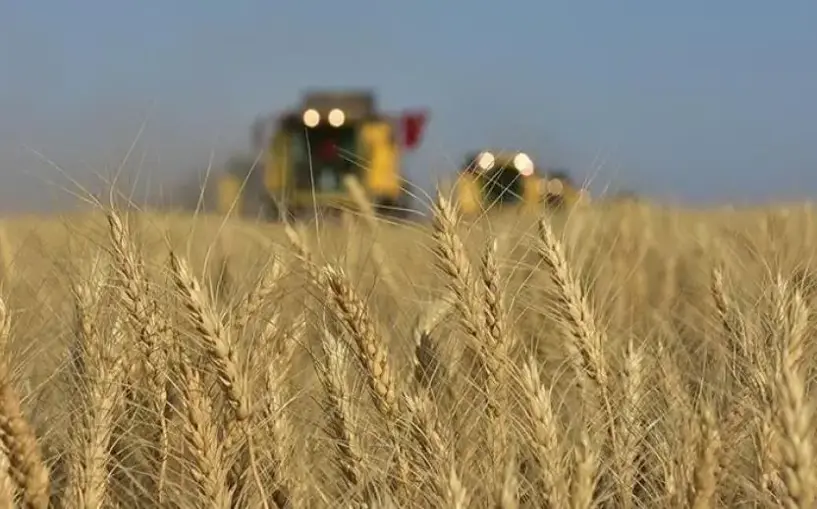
[477,151,495,170]
[328,108,345,127]
[513,152,534,176]
[303,109,320,127]
[546,179,564,195]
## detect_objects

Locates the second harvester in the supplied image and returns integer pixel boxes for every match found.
[453,150,587,216]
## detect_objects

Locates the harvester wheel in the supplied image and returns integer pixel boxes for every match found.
[262,200,300,224]
[368,198,407,220]
[371,198,394,217]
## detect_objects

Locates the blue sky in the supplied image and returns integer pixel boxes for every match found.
[1,1,816,213]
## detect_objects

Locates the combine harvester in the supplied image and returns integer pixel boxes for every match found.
[217,90,429,221]
[447,149,590,218]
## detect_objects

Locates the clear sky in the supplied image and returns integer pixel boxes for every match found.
[2,1,816,213]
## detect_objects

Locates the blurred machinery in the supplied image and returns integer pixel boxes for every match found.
[539,167,590,209]
[452,150,588,216]
[217,90,429,221]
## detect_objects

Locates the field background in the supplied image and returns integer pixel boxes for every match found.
[1,198,817,508]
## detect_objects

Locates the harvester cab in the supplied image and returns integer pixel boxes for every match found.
[259,90,428,220]
[454,150,541,216]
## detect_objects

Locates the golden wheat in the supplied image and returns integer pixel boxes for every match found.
[1,194,817,507]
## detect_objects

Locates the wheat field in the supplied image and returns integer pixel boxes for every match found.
[1,192,817,508]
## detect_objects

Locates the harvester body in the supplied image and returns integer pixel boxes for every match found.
[217,173,244,216]
[219,90,427,220]
[453,151,587,216]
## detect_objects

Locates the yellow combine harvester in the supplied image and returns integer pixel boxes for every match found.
[452,150,588,217]
[217,90,428,221]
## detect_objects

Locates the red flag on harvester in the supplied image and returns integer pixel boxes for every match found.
[399,110,429,150]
